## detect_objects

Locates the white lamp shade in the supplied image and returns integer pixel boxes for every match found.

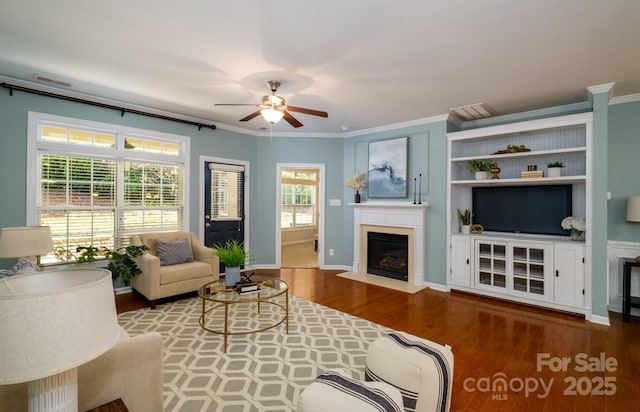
[0,226,54,258]
[261,108,285,124]
[0,269,120,384]
[627,196,640,223]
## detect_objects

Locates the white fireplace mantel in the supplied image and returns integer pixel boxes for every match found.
[351,202,428,286]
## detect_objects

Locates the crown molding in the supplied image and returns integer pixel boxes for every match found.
[342,114,450,138]
[456,101,593,130]
[587,82,616,102]
[610,93,640,105]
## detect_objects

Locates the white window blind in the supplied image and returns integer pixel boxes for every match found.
[209,163,244,220]
[28,113,189,265]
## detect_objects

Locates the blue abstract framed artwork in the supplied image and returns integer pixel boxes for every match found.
[368,136,408,198]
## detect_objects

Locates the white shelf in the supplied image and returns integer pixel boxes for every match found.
[450,175,586,186]
[450,147,587,163]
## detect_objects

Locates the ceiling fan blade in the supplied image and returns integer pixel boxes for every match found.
[283,111,303,128]
[286,106,328,118]
[239,110,262,122]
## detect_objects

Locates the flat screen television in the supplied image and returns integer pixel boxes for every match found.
[471,185,572,236]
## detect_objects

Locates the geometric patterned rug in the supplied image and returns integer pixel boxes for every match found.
[118,295,393,412]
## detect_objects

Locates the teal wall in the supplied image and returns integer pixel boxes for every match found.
[248,136,345,265]
[342,120,449,285]
[608,100,640,242]
[1,87,639,313]
[0,90,347,270]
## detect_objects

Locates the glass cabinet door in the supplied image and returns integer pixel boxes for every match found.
[510,243,552,302]
[475,241,507,290]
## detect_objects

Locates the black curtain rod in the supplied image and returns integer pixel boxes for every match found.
[1,82,216,131]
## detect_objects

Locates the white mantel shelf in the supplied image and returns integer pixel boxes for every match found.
[349,202,429,209]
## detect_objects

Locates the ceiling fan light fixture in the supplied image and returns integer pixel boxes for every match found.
[261,108,284,124]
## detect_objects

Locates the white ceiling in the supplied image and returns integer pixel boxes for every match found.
[1,0,639,136]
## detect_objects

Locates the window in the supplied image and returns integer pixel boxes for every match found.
[280,170,317,228]
[209,164,244,220]
[28,112,189,264]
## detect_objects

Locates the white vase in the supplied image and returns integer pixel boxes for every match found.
[547,167,562,178]
[475,171,488,180]
[461,225,471,234]
[225,267,241,287]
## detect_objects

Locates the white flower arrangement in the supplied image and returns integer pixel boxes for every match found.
[561,216,586,232]
[561,216,586,240]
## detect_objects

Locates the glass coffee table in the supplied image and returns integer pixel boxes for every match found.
[198,275,289,352]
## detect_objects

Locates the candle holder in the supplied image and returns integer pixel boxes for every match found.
[490,162,501,179]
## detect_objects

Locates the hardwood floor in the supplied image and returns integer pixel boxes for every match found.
[115,269,640,412]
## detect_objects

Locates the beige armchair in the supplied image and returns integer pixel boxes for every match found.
[130,231,219,308]
[0,327,164,412]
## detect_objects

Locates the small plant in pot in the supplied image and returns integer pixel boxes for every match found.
[547,161,564,178]
[468,160,493,180]
[458,208,473,233]
[211,239,248,287]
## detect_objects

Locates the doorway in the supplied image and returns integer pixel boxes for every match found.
[276,163,325,269]
[201,157,249,259]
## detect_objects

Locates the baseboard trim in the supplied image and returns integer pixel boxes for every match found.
[588,313,611,326]
[424,282,449,292]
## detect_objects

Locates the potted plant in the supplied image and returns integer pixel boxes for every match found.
[76,244,147,285]
[547,161,564,178]
[344,172,367,203]
[211,239,248,287]
[458,208,472,234]
[104,245,148,285]
[468,160,493,180]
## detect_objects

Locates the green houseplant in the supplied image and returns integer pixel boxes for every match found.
[75,244,148,285]
[547,161,564,178]
[458,208,472,233]
[468,160,493,180]
[211,239,248,287]
[104,245,148,285]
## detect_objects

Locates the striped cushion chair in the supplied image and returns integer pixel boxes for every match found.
[365,332,454,412]
[298,368,403,412]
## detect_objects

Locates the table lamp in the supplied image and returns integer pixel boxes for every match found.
[0,269,120,411]
[0,226,54,270]
[626,196,640,262]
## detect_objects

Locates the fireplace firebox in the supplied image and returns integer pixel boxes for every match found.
[367,232,409,281]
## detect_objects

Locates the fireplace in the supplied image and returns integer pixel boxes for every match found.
[351,202,428,287]
[367,232,409,281]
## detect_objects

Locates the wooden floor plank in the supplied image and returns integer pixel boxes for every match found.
[115,268,640,411]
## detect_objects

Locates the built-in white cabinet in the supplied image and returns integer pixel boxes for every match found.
[553,242,586,308]
[449,234,471,287]
[448,235,587,311]
[446,113,593,316]
[473,238,553,303]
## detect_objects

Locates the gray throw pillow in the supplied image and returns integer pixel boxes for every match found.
[155,238,193,266]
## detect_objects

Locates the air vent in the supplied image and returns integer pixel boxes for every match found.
[450,102,496,121]
[32,74,72,88]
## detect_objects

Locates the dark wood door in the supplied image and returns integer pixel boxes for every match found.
[204,162,245,251]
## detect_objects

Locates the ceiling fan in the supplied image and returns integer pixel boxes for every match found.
[215,81,328,128]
